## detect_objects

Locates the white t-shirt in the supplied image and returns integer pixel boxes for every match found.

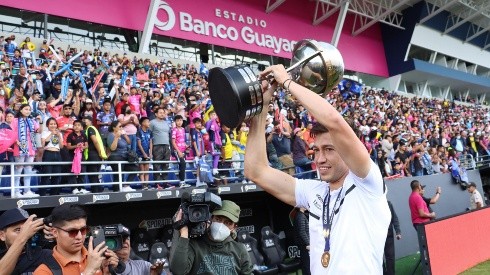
[295,161,391,274]
[42,131,63,150]
[470,190,484,210]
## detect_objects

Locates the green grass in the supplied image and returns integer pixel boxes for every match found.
[460,260,490,275]
[396,253,423,275]
[395,253,490,275]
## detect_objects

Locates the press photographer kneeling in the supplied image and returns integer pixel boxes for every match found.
[169,192,253,275]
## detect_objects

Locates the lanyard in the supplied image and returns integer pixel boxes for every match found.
[322,186,343,253]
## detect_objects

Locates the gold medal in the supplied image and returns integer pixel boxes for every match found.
[322,229,330,238]
[321,251,330,268]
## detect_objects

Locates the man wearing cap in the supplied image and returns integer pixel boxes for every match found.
[0,208,60,274]
[467,182,485,210]
[409,180,436,230]
[170,200,253,275]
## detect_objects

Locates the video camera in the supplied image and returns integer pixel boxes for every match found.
[173,192,222,238]
[90,224,130,251]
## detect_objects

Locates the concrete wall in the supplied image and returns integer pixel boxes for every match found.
[387,170,483,259]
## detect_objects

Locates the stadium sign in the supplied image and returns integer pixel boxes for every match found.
[153,1,297,55]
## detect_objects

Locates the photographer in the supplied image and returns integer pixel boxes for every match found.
[0,208,59,275]
[169,200,253,275]
[113,231,164,275]
[33,204,117,275]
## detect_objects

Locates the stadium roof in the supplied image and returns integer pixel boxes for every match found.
[266,0,490,40]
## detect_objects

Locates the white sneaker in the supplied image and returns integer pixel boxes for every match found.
[72,189,81,195]
[23,191,40,197]
[242,179,248,184]
[121,186,136,192]
[212,168,219,175]
[12,192,24,198]
[179,183,191,188]
[79,188,91,194]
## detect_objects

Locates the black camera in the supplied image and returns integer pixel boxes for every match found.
[174,192,222,238]
[90,224,130,251]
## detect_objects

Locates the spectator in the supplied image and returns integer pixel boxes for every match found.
[81,116,106,193]
[171,115,190,188]
[137,117,153,188]
[118,103,139,152]
[96,98,117,146]
[269,120,294,175]
[107,121,138,192]
[39,117,63,196]
[0,111,15,176]
[292,127,313,177]
[467,182,485,210]
[12,104,41,198]
[66,120,90,195]
[150,107,171,187]
[205,111,222,176]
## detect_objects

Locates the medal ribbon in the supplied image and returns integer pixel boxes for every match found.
[323,186,343,253]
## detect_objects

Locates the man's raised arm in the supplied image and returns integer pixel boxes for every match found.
[244,83,296,207]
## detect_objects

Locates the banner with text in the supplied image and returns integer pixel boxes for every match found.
[2,0,388,76]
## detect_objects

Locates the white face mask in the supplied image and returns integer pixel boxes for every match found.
[209,222,230,242]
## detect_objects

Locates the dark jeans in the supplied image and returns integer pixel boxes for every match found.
[383,233,395,275]
[153,144,171,182]
[108,154,138,191]
[86,152,102,193]
[40,150,61,196]
[174,152,187,182]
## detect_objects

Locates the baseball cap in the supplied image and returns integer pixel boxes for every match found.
[421,185,426,189]
[0,208,30,229]
[212,200,240,223]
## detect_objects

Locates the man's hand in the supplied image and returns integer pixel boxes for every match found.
[430,212,436,219]
[84,236,108,275]
[436,186,442,194]
[396,234,402,240]
[101,249,119,275]
[174,208,189,238]
[18,215,44,243]
[43,222,55,241]
[150,261,164,275]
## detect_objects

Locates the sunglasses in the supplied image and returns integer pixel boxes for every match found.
[55,226,89,237]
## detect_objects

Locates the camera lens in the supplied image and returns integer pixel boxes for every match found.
[188,205,209,223]
[105,237,118,250]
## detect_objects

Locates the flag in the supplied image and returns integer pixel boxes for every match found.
[199,63,209,77]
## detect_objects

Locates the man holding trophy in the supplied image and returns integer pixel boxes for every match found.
[209,40,391,274]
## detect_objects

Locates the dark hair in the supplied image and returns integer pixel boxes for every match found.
[122,104,131,113]
[109,121,120,132]
[174,115,183,121]
[410,180,420,191]
[139,117,150,124]
[310,117,358,137]
[45,117,57,128]
[192,117,202,124]
[49,204,87,227]
[16,104,31,118]
[73,119,83,126]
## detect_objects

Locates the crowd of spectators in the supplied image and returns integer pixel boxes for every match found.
[0,34,489,198]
